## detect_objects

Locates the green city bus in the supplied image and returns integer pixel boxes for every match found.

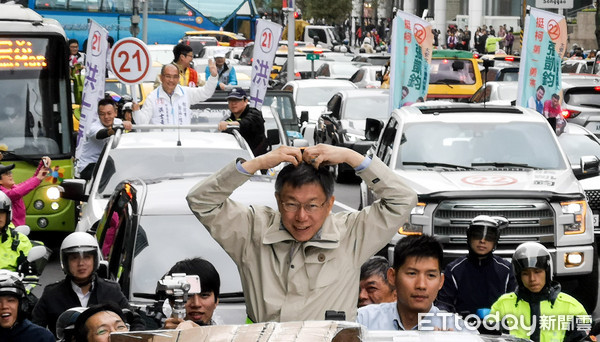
[0,4,76,233]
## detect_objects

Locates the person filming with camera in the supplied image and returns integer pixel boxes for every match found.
[159,257,221,329]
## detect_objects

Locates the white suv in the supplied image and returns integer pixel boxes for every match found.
[361,103,599,312]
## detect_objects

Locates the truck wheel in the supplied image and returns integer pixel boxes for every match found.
[557,246,598,313]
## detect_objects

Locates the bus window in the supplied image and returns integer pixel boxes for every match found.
[149,0,165,13]
[166,0,190,15]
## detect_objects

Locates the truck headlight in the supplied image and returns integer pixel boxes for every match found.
[561,200,587,235]
[400,203,426,235]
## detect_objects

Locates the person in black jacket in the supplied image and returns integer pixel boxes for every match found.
[0,273,55,342]
[31,232,145,337]
[218,87,268,157]
[436,215,517,319]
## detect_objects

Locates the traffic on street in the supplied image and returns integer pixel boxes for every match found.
[2,0,600,341]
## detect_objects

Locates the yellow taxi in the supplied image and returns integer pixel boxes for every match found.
[428,50,482,101]
[183,30,252,47]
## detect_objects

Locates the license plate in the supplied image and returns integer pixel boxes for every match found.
[594,214,599,227]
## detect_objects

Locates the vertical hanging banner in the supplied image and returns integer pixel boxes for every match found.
[75,19,108,161]
[388,11,433,112]
[516,7,567,134]
[249,19,283,110]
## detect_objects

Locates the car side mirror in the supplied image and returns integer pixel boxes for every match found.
[97,260,109,279]
[581,155,600,175]
[365,118,383,141]
[300,111,309,125]
[59,179,88,202]
[267,129,280,146]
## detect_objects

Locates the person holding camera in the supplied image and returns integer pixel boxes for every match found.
[76,98,132,180]
[160,257,221,329]
[0,274,55,342]
[32,232,145,337]
[186,144,417,323]
[218,88,267,157]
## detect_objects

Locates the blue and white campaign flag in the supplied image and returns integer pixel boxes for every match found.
[249,19,282,110]
[75,19,108,161]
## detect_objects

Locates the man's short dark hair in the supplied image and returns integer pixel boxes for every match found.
[392,235,443,272]
[74,302,124,342]
[68,38,79,46]
[537,85,545,93]
[275,162,334,199]
[360,256,391,283]
[168,257,220,300]
[552,93,560,100]
[98,98,117,111]
[173,43,193,62]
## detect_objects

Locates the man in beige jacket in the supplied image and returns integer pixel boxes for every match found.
[186,144,417,322]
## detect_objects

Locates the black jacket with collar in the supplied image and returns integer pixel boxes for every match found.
[0,318,55,342]
[31,276,145,337]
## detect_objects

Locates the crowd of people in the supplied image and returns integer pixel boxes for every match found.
[439,24,515,54]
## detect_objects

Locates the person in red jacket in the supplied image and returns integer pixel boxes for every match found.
[0,157,50,226]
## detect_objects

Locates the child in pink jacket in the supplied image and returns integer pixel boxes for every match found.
[0,157,51,226]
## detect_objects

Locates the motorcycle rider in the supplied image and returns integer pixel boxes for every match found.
[0,191,32,272]
[31,232,145,337]
[489,242,588,342]
[0,274,54,341]
[436,215,517,317]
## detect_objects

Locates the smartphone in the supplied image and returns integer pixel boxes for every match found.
[42,156,49,168]
[185,275,201,294]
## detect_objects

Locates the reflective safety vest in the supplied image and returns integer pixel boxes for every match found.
[0,227,33,271]
[490,291,587,342]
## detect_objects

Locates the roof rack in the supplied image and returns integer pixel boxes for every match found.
[417,104,524,115]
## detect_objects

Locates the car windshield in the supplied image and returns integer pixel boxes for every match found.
[98,148,250,196]
[558,132,600,164]
[130,215,242,301]
[430,59,476,85]
[296,85,354,106]
[343,96,390,120]
[398,122,565,169]
[149,48,174,65]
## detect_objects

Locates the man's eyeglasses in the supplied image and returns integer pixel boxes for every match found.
[94,322,129,336]
[280,200,328,213]
[185,53,194,58]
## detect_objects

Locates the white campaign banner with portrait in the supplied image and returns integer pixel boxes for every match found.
[249,19,282,110]
[75,20,108,161]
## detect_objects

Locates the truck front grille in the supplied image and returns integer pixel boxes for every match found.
[432,199,555,243]
[585,189,600,212]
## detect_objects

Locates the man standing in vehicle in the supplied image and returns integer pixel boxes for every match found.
[358,235,474,332]
[358,256,396,308]
[206,52,237,90]
[133,63,217,125]
[76,98,132,180]
[186,144,417,322]
[0,274,55,342]
[154,44,203,89]
[218,88,267,157]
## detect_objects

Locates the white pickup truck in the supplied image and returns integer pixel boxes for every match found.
[361,103,600,313]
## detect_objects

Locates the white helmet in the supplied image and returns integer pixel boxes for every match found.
[59,232,101,276]
[0,191,12,231]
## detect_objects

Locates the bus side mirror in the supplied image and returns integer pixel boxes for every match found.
[59,179,88,202]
